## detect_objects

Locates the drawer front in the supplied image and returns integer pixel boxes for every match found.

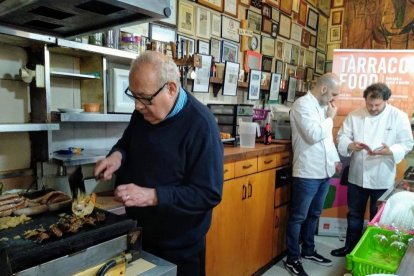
[223,162,235,181]
[235,157,258,177]
[276,151,290,167]
[258,154,277,171]
[274,185,291,207]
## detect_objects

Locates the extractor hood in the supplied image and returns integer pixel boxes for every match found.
[0,0,171,38]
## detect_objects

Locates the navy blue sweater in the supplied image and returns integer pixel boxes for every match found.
[112,92,224,261]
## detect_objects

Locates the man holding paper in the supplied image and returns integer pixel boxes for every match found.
[331,83,414,257]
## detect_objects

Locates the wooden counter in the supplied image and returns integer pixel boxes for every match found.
[223,143,290,162]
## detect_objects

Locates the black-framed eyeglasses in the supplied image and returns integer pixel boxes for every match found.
[124,82,168,106]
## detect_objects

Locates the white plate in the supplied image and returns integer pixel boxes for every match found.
[58,108,84,113]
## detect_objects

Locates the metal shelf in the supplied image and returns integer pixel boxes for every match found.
[0,24,56,47]
[0,123,59,132]
[50,71,100,80]
[52,149,109,166]
[51,112,131,122]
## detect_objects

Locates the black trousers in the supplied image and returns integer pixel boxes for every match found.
[175,245,206,276]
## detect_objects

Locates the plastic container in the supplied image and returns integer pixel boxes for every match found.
[346,227,413,276]
[238,121,260,148]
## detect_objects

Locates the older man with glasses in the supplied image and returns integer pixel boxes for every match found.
[95,51,224,276]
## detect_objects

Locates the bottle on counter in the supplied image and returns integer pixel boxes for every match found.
[263,116,272,145]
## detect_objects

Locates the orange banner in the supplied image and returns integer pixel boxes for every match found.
[332,49,414,116]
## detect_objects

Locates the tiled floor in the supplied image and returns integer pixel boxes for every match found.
[262,235,349,276]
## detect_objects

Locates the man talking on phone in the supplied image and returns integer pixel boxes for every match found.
[331,83,413,257]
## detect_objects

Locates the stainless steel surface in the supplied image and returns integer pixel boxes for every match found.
[0,0,170,37]
[108,206,126,216]
[52,149,109,166]
[0,24,55,46]
[0,123,59,132]
[50,71,100,79]
[51,112,131,122]
[397,240,414,276]
[0,168,33,179]
[16,235,128,276]
[137,251,177,276]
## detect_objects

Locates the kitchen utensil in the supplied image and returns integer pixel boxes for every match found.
[68,166,86,199]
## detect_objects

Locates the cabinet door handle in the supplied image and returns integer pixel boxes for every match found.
[242,164,253,169]
[281,156,290,162]
[223,169,228,174]
[242,185,247,200]
[248,183,252,198]
[264,159,273,164]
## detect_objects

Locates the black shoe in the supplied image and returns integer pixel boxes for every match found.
[331,246,353,257]
[283,259,308,276]
[301,251,333,266]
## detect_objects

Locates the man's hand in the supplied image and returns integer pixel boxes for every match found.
[369,143,392,156]
[327,101,337,119]
[348,142,364,153]
[114,184,158,207]
[94,151,122,181]
[335,162,342,174]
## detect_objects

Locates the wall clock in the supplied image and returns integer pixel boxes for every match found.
[249,36,258,50]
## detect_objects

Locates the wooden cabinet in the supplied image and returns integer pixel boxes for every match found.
[206,152,284,276]
[272,204,289,258]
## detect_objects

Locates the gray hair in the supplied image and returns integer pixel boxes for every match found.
[315,73,340,90]
[130,51,180,87]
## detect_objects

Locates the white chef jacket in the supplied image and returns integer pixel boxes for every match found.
[337,104,414,189]
[290,92,340,179]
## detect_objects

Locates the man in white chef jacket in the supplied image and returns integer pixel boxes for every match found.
[331,82,414,257]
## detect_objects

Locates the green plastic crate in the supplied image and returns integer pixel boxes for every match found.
[346,227,412,276]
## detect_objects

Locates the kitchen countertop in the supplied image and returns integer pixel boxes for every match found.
[223,142,290,162]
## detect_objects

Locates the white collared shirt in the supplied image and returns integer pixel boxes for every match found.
[337,104,414,189]
[290,92,340,178]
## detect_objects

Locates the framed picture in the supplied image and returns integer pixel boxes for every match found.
[272,8,280,21]
[262,17,273,35]
[262,3,272,19]
[315,51,326,74]
[275,59,284,75]
[310,34,317,47]
[178,1,195,35]
[224,0,238,17]
[192,55,212,93]
[269,73,282,100]
[210,38,222,62]
[221,40,239,63]
[291,23,302,42]
[330,26,342,42]
[211,13,222,37]
[326,42,340,60]
[159,0,177,26]
[197,0,223,12]
[291,45,299,66]
[287,76,297,102]
[317,15,328,52]
[251,0,262,9]
[279,0,293,15]
[246,10,262,34]
[295,67,305,80]
[301,28,310,47]
[305,48,315,68]
[261,36,275,57]
[177,34,195,58]
[331,0,344,8]
[198,40,210,54]
[248,69,262,100]
[283,42,292,63]
[223,61,240,96]
[265,0,280,8]
[150,24,176,43]
[298,48,305,67]
[307,0,317,7]
[317,0,330,17]
[275,40,284,60]
[306,7,319,31]
[279,13,292,39]
[284,63,296,81]
[331,10,343,26]
[305,67,314,82]
[271,22,279,38]
[244,50,262,72]
[221,16,240,42]
[298,0,307,26]
[292,0,300,13]
[196,7,211,39]
[262,56,273,72]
